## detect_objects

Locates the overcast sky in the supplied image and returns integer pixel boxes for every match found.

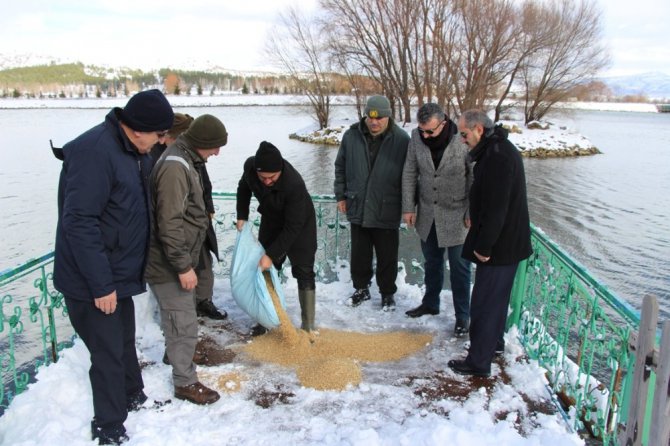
[0,0,667,77]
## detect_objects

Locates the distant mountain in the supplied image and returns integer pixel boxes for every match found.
[0,53,278,80]
[601,72,670,100]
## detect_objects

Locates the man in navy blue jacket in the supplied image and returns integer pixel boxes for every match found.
[448,109,532,378]
[54,89,173,445]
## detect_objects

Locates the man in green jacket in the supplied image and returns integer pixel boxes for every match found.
[145,114,227,405]
[334,95,410,311]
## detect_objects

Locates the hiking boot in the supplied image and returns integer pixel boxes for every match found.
[163,350,207,366]
[405,304,439,318]
[349,288,371,307]
[381,294,396,312]
[250,323,269,336]
[91,419,129,445]
[174,381,220,405]
[126,389,148,412]
[196,300,228,320]
[454,319,470,337]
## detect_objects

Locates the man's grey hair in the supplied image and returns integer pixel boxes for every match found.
[417,103,446,124]
[460,109,494,130]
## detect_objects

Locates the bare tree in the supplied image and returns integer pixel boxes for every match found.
[266,7,333,129]
[520,0,610,123]
[492,0,555,121]
[320,0,416,123]
[446,0,520,113]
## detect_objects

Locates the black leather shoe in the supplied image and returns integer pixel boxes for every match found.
[405,305,439,318]
[447,359,490,377]
[381,294,396,311]
[197,300,228,320]
[126,389,148,412]
[495,339,505,356]
[91,419,129,445]
[349,288,371,307]
[250,323,269,337]
[454,319,470,337]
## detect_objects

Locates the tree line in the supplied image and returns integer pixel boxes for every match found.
[268,0,610,127]
[0,63,360,99]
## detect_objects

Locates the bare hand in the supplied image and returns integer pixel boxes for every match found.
[464,217,471,228]
[179,269,198,290]
[337,200,346,213]
[236,219,246,231]
[403,212,416,227]
[94,291,118,314]
[259,254,273,271]
[474,250,490,263]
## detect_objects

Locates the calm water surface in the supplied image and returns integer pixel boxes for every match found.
[0,105,668,318]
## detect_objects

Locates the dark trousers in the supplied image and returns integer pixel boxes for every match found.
[420,223,471,321]
[259,221,316,290]
[195,247,214,305]
[465,262,519,372]
[65,297,143,429]
[350,224,399,295]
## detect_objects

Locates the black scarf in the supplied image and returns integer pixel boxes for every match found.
[419,120,457,168]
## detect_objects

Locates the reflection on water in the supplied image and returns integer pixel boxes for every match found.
[525,110,670,319]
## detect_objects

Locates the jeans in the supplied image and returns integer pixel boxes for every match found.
[420,223,471,321]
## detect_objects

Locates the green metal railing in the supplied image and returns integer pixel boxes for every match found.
[0,252,72,413]
[0,195,652,444]
[508,223,643,445]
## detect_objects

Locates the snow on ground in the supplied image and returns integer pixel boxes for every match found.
[0,262,584,446]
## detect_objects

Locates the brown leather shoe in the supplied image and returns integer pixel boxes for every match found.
[163,350,208,366]
[174,382,220,405]
[193,349,207,365]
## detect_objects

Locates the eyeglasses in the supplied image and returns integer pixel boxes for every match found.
[419,120,445,136]
[459,131,469,138]
[155,130,169,138]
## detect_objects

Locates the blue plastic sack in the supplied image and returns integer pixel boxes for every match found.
[230,223,286,329]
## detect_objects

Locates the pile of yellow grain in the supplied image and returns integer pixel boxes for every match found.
[244,272,433,391]
[198,371,245,394]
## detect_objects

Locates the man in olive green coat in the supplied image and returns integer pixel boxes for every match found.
[334,95,410,311]
[146,114,227,406]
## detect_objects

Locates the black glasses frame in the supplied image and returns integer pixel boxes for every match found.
[419,120,446,136]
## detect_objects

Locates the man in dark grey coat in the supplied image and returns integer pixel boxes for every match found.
[448,109,532,377]
[334,95,410,311]
[402,103,473,336]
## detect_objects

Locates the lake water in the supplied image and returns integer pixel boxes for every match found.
[0,104,668,321]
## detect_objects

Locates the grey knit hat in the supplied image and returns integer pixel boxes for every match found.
[183,114,228,148]
[364,95,392,118]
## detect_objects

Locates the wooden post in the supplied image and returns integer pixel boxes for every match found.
[649,319,670,446]
[619,295,658,446]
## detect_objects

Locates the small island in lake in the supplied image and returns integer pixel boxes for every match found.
[290,116,601,158]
